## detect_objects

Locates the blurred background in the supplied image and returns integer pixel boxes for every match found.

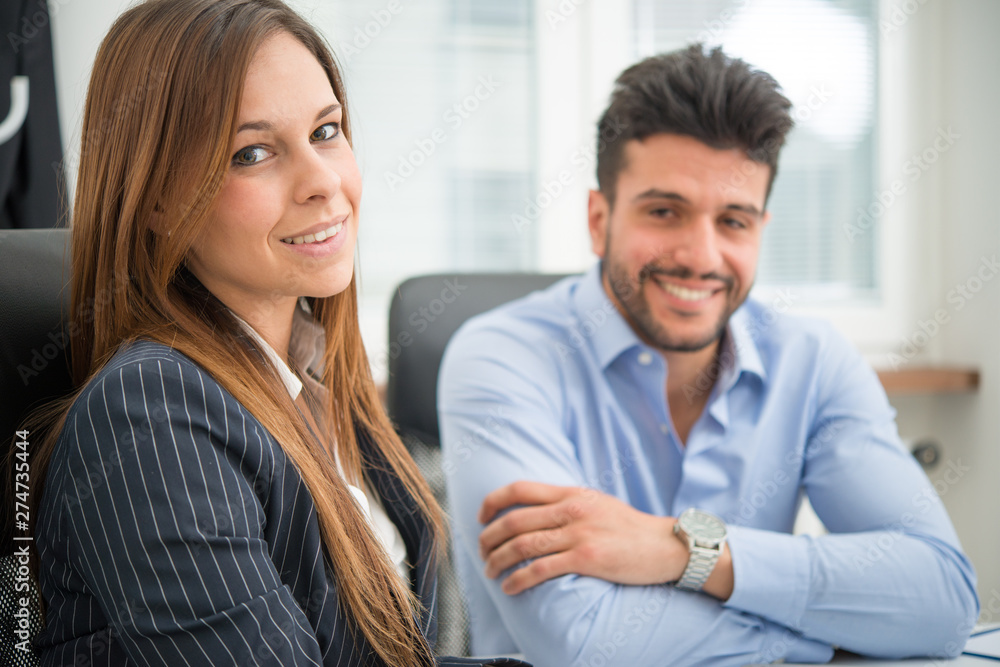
[13,0,999,621]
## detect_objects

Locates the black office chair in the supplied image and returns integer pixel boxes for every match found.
[385,272,569,657]
[0,228,72,667]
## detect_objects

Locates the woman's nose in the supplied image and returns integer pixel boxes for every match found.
[292,145,343,204]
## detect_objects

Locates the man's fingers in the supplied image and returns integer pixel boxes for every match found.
[478,480,576,523]
[479,503,573,559]
[499,552,576,595]
[483,526,569,579]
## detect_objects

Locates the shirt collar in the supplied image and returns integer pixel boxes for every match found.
[571,262,645,369]
[234,299,327,400]
[723,303,768,389]
[705,306,766,429]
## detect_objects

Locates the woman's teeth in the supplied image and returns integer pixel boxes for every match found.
[281,222,343,245]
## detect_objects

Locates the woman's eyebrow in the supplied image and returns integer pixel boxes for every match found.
[236,103,342,134]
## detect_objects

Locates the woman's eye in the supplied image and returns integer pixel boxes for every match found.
[311,122,340,142]
[232,146,269,166]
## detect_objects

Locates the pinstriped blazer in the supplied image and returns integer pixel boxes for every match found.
[33,340,529,667]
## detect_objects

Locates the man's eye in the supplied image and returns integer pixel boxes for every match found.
[311,122,340,142]
[650,208,674,218]
[232,146,269,166]
[723,217,748,229]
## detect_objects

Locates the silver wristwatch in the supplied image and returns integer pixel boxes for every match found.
[673,508,727,592]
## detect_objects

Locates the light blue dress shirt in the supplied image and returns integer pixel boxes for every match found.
[438,263,978,667]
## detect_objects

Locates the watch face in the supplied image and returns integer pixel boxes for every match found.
[680,509,727,542]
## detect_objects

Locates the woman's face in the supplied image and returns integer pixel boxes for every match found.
[186,31,361,330]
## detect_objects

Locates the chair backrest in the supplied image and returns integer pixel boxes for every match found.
[0,228,72,554]
[0,229,70,667]
[385,273,569,445]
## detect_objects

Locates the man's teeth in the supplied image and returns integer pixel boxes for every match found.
[281,222,343,245]
[660,281,713,301]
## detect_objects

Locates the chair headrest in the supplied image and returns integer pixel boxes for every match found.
[385,273,569,444]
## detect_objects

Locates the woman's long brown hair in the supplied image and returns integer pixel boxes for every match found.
[28,1,443,664]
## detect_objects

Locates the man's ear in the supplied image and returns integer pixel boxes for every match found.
[760,209,771,230]
[588,189,611,258]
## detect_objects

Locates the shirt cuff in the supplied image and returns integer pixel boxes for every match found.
[724,525,812,631]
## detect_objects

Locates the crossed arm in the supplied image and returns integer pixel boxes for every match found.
[477,481,734,601]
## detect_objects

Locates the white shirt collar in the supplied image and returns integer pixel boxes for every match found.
[233,298,326,400]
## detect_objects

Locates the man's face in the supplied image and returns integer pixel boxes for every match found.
[589,133,771,353]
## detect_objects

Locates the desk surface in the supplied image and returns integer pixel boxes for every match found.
[493,627,1000,666]
[492,653,995,666]
[789,626,1000,666]
[786,654,995,666]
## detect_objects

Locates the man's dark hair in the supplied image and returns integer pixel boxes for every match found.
[596,44,794,207]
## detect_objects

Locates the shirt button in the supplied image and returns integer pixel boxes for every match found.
[638,351,653,366]
[660,424,670,435]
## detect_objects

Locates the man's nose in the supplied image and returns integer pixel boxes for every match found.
[668,215,722,276]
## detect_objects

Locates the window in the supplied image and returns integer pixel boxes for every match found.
[295,0,896,376]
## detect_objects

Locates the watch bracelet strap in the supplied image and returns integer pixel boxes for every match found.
[676,544,720,591]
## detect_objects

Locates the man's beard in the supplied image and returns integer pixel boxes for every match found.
[603,254,743,353]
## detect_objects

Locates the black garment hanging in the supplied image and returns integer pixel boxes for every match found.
[0,0,66,229]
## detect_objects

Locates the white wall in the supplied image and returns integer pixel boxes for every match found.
[891,0,1000,618]
[49,0,132,200]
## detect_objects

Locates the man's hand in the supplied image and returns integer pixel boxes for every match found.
[477,481,688,595]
